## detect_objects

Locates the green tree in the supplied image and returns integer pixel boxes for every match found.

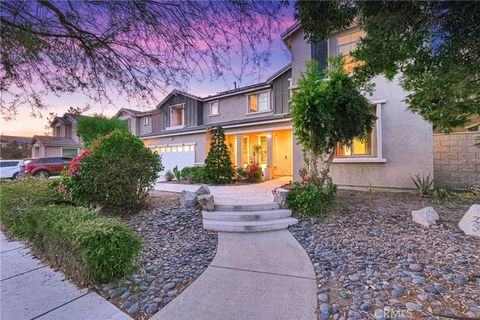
[292,58,375,183]
[296,1,480,132]
[76,115,128,147]
[0,141,31,159]
[204,126,235,184]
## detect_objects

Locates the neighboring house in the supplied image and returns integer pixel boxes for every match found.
[0,135,31,148]
[113,108,161,136]
[31,113,83,158]
[127,22,477,190]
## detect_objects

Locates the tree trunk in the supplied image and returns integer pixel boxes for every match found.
[306,150,319,179]
[319,148,336,185]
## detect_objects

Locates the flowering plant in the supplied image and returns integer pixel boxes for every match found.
[246,162,263,183]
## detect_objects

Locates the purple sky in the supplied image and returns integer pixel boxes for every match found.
[1,7,295,137]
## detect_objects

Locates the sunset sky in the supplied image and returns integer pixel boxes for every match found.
[1,6,294,137]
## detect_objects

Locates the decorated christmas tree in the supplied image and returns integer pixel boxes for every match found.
[204,126,235,184]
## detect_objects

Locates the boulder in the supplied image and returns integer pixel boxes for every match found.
[180,190,198,208]
[412,207,439,228]
[459,204,480,237]
[195,184,210,196]
[198,194,215,211]
[273,188,289,209]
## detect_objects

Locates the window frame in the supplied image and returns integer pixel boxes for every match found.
[167,103,185,129]
[143,116,150,126]
[333,101,386,163]
[245,90,271,115]
[209,101,220,116]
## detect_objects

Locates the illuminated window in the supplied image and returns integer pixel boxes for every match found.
[247,92,270,113]
[335,105,376,157]
[337,30,365,73]
[210,101,219,116]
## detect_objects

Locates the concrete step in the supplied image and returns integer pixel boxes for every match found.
[202,209,292,222]
[214,202,279,212]
[203,217,298,233]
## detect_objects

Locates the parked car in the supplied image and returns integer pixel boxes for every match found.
[0,160,25,180]
[23,157,72,179]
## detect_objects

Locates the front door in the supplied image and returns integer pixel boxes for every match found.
[273,129,292,177]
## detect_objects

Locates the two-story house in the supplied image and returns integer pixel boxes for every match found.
[114,108,162,137]
[123,22,477,190]
[31,113,83,158]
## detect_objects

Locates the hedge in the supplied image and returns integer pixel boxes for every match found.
[0,179,141,285]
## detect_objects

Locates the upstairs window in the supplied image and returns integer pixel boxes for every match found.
[337,30,365,73]
[210,101,219,116]
[55,126,61,137]
[169,104,184,127]
[144,117,150,126]
[247,92,270,113]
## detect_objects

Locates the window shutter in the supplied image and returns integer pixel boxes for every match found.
[311,40,328,76]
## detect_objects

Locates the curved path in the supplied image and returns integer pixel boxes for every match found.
[152,230,317,320]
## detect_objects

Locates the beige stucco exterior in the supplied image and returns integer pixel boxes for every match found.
[288,28,434,189]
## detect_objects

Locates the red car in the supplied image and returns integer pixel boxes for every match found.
[23,157,72,179]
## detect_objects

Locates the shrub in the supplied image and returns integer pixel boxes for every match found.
[204,126,235,184]
[77,115,128,147]
[246,163,263,183]
[0,180,141,285]
[0,178,63,229]
[286,176,337,216]
[60,129,163,213]
[235,167,248,181]
[433,187,449,204]
[172,165,181,181]
[181,166,205,184]
[165,170,174,182]
[410,172,434,196]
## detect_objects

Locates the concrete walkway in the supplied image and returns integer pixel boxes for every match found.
[154,176,292,204]
[0,232,130,320]
[152,230,317,320]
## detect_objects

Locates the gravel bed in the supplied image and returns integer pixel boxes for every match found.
[96,192,217,319]
[289,190,480,320]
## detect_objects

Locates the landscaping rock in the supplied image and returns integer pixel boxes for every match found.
[180,190,198,208]
[412,207,439,228]
[195,184,210,196]
[198,194,214,211]
[273,188,289,209]
[459,204,480,237]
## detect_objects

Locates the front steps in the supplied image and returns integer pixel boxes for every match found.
[202,203,298,232]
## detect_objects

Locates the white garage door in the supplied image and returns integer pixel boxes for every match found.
[150,144,196,180]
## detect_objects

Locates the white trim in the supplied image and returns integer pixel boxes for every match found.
[202,85,271,102]
[333,158,386,163]
[143,116,150,126]
[167,103,185,129]
[209,101,220,116]
[165,125,186,131]
[370,99,386,104]
[225,125,292,135]
[245,90,272,114]
[147,142,197,148]
[141,129,206,139]
[375,102,383,160]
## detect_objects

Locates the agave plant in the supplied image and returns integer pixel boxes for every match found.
[410,173,434,196]
[433,187,449,204]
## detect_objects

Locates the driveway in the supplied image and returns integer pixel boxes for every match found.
[154,176,292,204]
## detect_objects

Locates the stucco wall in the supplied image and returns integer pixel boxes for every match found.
[142,132,207,164]
[433,132,480,190]
[202,92,274,126]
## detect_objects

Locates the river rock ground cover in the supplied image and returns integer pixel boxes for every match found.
[289,190,479,320]
[96,191,217,319]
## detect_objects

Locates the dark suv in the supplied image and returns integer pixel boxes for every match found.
[23,157,72,179]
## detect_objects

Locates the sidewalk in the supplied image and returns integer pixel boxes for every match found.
[0,232,131,320]
[152,230,317,320]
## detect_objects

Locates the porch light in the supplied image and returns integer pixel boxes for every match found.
[266,134,272,138]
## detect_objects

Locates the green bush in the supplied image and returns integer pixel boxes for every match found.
[61,129,163,213]
[0,178,63,229]
[246,163,263,183]
[286,177,337,216]
[0,180,141,285]
[235,167,248,181]
[181,166,205,184]
[164,170,174,182]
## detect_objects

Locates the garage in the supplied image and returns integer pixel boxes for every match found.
[149,143,196,179]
